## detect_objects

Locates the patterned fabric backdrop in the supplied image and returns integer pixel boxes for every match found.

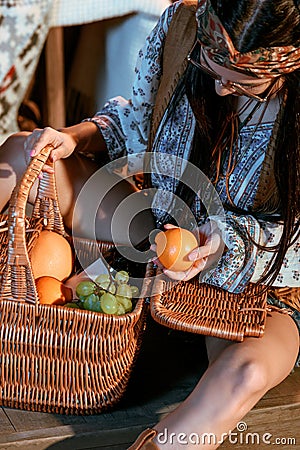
[0,1,52,138]
[0,0,170,143]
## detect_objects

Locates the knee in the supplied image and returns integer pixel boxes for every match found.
[230,357,269,398]
[0,131,30,159]
[1,131,30,146]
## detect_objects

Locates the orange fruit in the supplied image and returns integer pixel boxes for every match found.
[30,230,73,281]
[155,227,198,272]
[36,276,73,305]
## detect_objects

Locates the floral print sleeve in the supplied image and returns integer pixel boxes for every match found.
[84,1,181,172]
[200,213,261,292]
[200,214,300,293]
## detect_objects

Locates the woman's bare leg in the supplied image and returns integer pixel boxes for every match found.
[0,132,32,211]
[152,311,299,449]
[0,132,155,244]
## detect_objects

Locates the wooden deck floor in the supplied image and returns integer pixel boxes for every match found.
[0,318,299,450]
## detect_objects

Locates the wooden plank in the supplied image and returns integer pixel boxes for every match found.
[1,406,299,450]
[246,402,300,425]
[4,409,63,432]
[255,370,300,409]
[4,408,85,432]
[0,407,15,435]
[45,27,66,128]
[0,423,154,449]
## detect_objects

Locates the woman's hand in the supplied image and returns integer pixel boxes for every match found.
[24,126,77,173]
[152,222,225,281]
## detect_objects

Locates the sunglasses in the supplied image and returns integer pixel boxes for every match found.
[187,42,280,103]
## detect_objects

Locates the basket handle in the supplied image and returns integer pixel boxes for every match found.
[0,145,65,304]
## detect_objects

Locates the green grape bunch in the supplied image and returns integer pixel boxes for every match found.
[73,270,140,315]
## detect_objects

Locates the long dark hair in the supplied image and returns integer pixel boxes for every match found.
[177,0,300,285]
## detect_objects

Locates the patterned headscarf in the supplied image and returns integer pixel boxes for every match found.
[196,0,300,78]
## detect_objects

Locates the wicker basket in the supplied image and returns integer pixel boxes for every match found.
[150,273,268,342]
[0,146,153,414]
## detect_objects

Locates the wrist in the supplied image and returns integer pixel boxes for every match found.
[59,121,106,155]
[58,125,84,152]
[60,128,78,150]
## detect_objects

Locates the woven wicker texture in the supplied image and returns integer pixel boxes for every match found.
[0,146,64,303]
[268,286,300,312]
[0,147,152,414]
[0,215,44,284]
[151,275,268,342]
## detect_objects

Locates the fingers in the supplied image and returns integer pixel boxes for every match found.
[23,127,76,171]
[163,258,208,281]
[156,233,223,282]
[23,128,56,165]
[163,223,178,230]
[188,234,221,261]
[40,164,55,174]
[25,128,55,157]
[151,223,224,282]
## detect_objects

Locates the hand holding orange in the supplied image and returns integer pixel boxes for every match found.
[154,227,198,272]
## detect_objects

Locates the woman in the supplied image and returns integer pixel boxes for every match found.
[0,0,299,448]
